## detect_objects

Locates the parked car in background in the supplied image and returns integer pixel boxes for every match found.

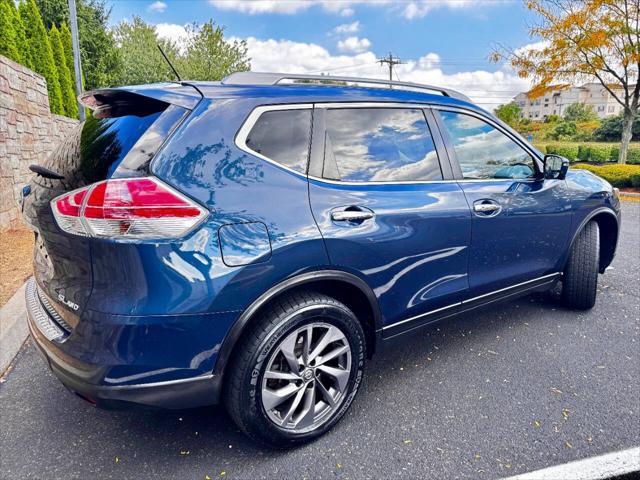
[22,73,621,446]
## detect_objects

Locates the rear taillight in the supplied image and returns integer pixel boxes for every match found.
[51,177,207,239]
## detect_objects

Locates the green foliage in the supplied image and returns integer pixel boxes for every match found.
[35,0,121,90]
[593,113,640,141]
[113,16,179,85]
[49,24,78,118]
[0,0,21,62]
[545,143,579,161]
[177,20,250,81]
[59,23,75,83]
[544,114,560,123]
[563,103,598,122]
[546,121,577,140]
[573,163,640,188]
[494,102,522,127]
[113,17,250,86]
[20,0,63,114]
[1,0,32,68]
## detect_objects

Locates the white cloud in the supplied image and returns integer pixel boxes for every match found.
[333,21,360,34]
[337,36,371,53]
[241,37,531,110]
[155,23,188,44]
[209,0,499,18]
[147,1,167,13]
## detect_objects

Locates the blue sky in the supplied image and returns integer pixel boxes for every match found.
[108,0,542,108]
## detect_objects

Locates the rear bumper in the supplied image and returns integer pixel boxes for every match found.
[25,278,222,409]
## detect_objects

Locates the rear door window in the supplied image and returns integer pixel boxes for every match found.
[323,108,442,182]
[245,109,312,173]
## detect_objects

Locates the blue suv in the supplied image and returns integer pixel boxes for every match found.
[23,72,621,446]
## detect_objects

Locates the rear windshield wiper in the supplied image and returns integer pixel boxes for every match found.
[29,164,65,180]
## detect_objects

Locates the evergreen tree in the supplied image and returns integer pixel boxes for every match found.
[0,1,21,63]
[59,22,75,84]
[49,24,78,118]
[19,0,64,114]
[3,0,33,68]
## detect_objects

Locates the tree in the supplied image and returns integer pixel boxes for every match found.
[178,20,250,81]
[547,120,578,140]
[492,0,639,164]
[59,23,75,83]
[113,16,179,85]
[2,0,32,68]
[495,102,522,127]
[563,102,599,122]
[593,112,640,140]
[49,24,78,118]
[36,0,121,89]
[0,1,21,63]
[20,0,64,114]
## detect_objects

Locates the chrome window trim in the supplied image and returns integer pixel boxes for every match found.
[382,272,560,331]
[235,101,543,186]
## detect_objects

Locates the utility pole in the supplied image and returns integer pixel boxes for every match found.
[378,53,404,85]
[68,0,85,121]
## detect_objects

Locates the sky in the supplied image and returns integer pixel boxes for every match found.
[107,0,543,109]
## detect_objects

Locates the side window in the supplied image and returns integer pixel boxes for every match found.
[245,109,311,173]
[439,111,535,180]
[323,108,442,182]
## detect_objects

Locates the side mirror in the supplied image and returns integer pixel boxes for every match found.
[543,154,569,180]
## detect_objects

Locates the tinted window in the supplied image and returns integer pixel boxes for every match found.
[439,111,535,180]
[41,99,185,189]
[245,109,311,173]
[324,108,442,182]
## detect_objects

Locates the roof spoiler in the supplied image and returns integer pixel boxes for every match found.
[79,83,203,111]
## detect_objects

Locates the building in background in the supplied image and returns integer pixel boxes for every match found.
[513,83,627,120]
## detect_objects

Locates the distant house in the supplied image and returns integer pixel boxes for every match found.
[513,83,627,120]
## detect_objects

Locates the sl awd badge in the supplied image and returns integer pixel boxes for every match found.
[57,293,80,311]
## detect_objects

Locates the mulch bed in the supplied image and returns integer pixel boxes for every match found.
[0,227,34,307]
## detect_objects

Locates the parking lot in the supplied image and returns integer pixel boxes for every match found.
[1,202,638,480]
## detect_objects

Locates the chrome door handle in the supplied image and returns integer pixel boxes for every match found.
[473,203,500,213]
[331,210,374,222]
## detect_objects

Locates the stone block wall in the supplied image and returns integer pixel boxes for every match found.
[0,55,79,231]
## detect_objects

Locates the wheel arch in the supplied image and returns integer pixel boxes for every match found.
[213,270,383,379]
[565,207,619,274]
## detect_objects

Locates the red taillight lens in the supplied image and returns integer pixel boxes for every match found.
[51,178,206,239]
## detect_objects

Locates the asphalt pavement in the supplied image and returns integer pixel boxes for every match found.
[1,202,638,480]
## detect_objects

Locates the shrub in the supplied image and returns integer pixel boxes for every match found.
[627,148,640,165]
[573,163,640,188]
[546,143,579,161]
[587,144,613,162]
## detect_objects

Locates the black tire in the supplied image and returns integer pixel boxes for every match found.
[223,291,366,447]
[562,220,600,310]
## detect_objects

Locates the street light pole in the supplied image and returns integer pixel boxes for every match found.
[67,0,85,121]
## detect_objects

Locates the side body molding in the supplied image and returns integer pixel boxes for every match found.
[213,270,383,377]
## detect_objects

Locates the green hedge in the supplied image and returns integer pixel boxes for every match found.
[573,163,640,188]
[534,142,640,164]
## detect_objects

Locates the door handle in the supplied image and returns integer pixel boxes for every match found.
[331,210,374,222]
[473,200,502,217]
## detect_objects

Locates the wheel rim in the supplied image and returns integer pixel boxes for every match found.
[261,322,352,432]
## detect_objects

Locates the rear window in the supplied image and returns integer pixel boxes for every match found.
[245,109,312,173]
[41,98,187,189]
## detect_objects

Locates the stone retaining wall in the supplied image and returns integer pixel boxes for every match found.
[0,54,79,230]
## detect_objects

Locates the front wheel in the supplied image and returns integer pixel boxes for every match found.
[223,291,366,447]
[562,221,600,310]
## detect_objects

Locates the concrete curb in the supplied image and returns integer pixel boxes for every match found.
[0,279,30,375]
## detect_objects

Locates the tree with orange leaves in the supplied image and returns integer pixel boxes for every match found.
[493,0,639,164]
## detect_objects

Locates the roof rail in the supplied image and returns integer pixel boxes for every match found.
[221,71,472,103]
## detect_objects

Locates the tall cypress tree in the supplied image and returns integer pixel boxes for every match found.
[3,0,32,68]
[49,24,77,118]
[0,1,22,63]
[59,22,75,85]
[19,0,63,114]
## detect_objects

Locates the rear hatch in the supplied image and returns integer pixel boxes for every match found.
[22,85,199,328]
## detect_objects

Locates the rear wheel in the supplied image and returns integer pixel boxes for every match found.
[223,291,366,447]
[562,221,600,310]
